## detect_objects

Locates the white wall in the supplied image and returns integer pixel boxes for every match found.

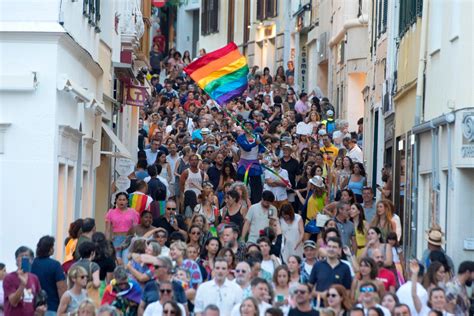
[0,0,107,268]
[424,0,473,120]
[0,0,60,22]
[0,33,61,269]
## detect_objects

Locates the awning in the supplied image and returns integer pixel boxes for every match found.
[100,122,133,160]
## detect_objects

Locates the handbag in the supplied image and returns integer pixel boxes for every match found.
[34,289,48,309]
[304,219,320,234]
[86,262,100,306]
[316,213,330,227]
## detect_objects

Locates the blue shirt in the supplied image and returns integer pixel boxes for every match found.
[308,260,352,292]
[31,257,66,311]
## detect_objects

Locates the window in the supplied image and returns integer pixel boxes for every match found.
[257,0,278,20]
[227,0,235,43]
[399,0,423,36]
[376,0,388,37]
[82,0,101,32]
[243,0,250,47]
[201,0,219,35]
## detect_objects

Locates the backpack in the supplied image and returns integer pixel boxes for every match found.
[154,178,167,201]
[326,119,336,134]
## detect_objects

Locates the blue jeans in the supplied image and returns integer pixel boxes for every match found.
[112,235,128,264]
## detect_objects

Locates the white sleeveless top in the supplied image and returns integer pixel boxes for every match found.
[184,168,203,196]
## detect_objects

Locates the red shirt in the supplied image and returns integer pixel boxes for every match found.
[377,268,397,291]
[3,272,41,316]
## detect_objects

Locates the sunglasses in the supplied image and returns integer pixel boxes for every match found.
[294,290,308,295]
[360,287,375,293]
[154,265,164,269]
[206,151,214,153]
[328,293,339,298]
[160,289,173,294]
[78,275,88,279]
[235,269,247,274]
[191,231,201,235]
[167,207,176,210]
[163,310,176,315]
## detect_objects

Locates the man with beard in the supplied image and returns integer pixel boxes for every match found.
[233,261,252,298]
[222,224,246,261]
[373,248,397,293]
[263,156,290,209]
[180,154,208,217]
[207,152,224,191]
[309,237,352,301]
[288,283,319,316]
[230,278,272,316]
[444,261,474,315]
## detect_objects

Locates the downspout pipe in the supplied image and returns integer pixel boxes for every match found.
[411,0,429,258]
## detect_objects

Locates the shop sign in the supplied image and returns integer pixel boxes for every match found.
[300,45,307,93]
[125,84,149,106]
[461,112,474,158]
[115,176,131,191]
[115,158,135,176]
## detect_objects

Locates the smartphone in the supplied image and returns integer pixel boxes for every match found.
[21,256,31,273]
[268,208,274,218]
[276,294,284,302]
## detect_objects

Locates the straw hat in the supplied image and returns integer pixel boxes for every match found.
[309,176,325,188]
[426,228,445,246]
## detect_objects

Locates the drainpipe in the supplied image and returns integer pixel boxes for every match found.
[411,0,429,258]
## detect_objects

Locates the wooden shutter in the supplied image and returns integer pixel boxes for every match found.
[210,0,218,33]
[201,0,208,35]
[382,0,387,31]
[257,0,264,20]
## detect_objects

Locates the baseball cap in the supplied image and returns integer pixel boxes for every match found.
[303,240,317,249]
[201,128,211,135]
[283,144,292,150]
[281,136,292,143]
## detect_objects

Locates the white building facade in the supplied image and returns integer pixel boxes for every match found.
[0,0,143,268]
[412,0,474,264]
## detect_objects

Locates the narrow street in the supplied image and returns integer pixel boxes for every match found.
[0,0,473,315]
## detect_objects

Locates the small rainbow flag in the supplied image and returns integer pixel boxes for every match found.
[184,42,249,105]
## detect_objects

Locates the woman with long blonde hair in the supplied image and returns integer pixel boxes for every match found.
[370,200,397,240]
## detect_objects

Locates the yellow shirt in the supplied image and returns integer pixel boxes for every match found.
[307,192,327,223]
[355,220,367,257]
[321,144,339,163]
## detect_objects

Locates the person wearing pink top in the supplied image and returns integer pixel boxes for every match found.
[105,192,139,263]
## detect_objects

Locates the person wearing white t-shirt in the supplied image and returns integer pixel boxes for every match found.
[396,260,430,316]
[241,191,277,243]
[343,136,364,163]
[194,259,243,316]
[231,278,272,316]
[257,237,281,276]
[143,281,186,316]
[263,157,290,207]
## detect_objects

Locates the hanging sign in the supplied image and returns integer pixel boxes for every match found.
[115,158,135,176]
[125,84,149,106]
[152,0,166,8]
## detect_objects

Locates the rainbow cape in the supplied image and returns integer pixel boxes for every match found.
[184,42,249,105]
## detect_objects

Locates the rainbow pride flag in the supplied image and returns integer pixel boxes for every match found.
[129,193,148,213]
[184,42,249,105]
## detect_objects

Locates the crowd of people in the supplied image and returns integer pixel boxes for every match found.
[1,47,473,316]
